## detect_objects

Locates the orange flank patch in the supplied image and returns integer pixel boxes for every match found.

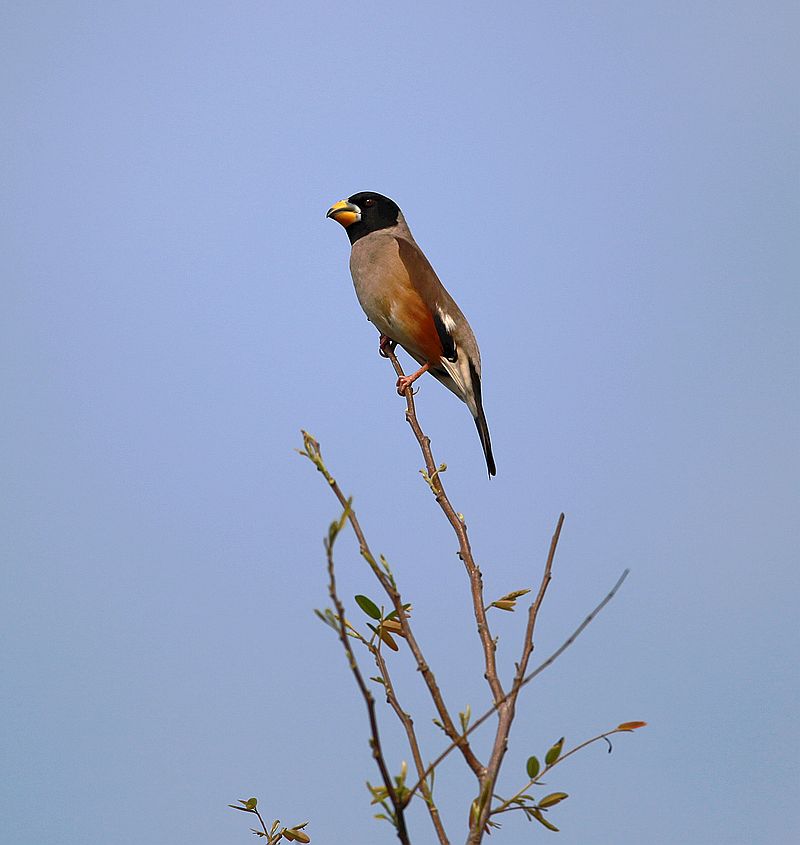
[373,249,443,364]
[390,283,443,363]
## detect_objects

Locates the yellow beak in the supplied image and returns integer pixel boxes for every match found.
[326,199,361,228]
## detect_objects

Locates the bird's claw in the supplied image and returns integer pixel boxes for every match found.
[396,376,417,396]
[379,335,396,358]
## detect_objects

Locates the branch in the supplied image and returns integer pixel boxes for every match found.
[469,513,565,840]
[385,348,504,708]
[516,513,564,688]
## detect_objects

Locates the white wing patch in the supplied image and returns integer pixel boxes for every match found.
[438,309,457,333]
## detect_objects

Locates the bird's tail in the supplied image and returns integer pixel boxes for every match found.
[473,403,496,477]
[436,355,496,477]
[468,361,496,477]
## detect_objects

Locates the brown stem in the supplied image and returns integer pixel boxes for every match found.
[385,348,504,708]
[382,350,511,844]
[468,514,565,842]
[252,808,269,839]
[516,514,564,687]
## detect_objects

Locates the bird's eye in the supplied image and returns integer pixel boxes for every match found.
[363,198,376,207]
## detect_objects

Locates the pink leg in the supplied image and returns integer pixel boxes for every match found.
[396,362,430,395]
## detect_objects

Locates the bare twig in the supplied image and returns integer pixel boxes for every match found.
[517,514,565,688]
[470,513,565,839]
[252,807,269,838]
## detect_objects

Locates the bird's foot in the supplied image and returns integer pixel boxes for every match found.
[379,334,396,358]
[396,363,430,396]
[396,375,417,395]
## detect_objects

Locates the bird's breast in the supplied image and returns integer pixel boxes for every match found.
[349,235,443,363]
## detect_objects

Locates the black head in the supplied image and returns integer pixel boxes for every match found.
[326,191,402,244]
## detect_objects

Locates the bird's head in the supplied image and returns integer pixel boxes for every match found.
[326,192,401,243]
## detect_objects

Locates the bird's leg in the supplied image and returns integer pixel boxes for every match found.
[378,334,396,358]
[396,362,430,395]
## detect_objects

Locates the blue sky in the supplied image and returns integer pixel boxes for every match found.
[2,2,797,843]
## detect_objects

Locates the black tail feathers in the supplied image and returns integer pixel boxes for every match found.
[468,359,496,477]
[473,407,496,477]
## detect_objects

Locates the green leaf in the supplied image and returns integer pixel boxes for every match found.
[539,792,568,808]
[531,808,559,832]
[245,797,258,810]
[355,594,382,620]
[526,755,540,779]
[545,737,564,766]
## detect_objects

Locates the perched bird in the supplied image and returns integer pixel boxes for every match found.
[326,191,496,476]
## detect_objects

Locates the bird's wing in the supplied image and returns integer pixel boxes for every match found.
[393,235,484,401]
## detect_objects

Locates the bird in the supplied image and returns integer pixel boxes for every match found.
[326,191,496,477]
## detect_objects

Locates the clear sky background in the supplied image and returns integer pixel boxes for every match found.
[2,3,798,844]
